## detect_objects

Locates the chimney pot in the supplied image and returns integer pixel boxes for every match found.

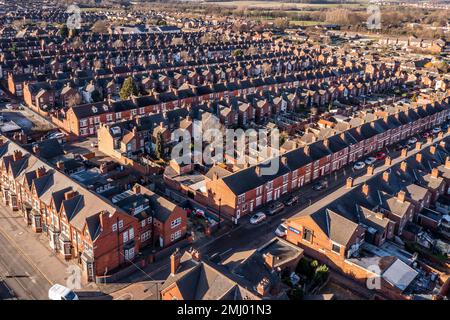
[264,253,275,270]
[12,150,23,162]
[64,190,77,201]
[416,153,422,163]
[36,166,46,178]
[382,170,390,183]
[367,165,375,176]
[401,148,408,158]
[415,142,422,150]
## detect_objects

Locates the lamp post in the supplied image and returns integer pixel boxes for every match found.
[218,198,222,230]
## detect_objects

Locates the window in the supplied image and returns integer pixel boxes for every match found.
[303,228,313,242]
[171,230,182,242]
[106,114,113,122]
[118,220,124,229]
[80,119,88,127]
[282,183,288,194]
[141,220,146,228]
[147,217,152,224]
[266,181,273,190]
[116,112,122,119]
[94,116,100,124]
[171,218,181,229]
[129,228,134,240]
[331,243,341,254]
[256,186,263,196]
[238,194,246,204]
[283,174,289,183]
[141,230,151,242]
[112,223,117,232]
[123,231,129,243]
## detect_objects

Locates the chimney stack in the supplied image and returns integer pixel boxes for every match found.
[367,164,375,176]
[190,248,201,262]
[281,156,287,166]
[256,278,271,297]
[416,153,422,163]
[12,150,23,162]
[445,156,450,169]
[36,166,46,178]
[255,165,262,177]
[439,141,446,149]
[170,248,181,275]
[362,183,369,197]
[64,190,77,200]
[346,177,354,189]
[385,156,392,166]
[304,145,310,156]
[133,184,141,194]
[415,142,422,150]
[430,145,436,154]
[56,161,65,170]
[431,168,439,178]
[382,170,390,183]
[397,190,406,203]
[437,132,444,139]
[400,161,408,172]
[427,136,433,144]
[264,253,275,270]
[323,139,329,149]
[401,148,408,158]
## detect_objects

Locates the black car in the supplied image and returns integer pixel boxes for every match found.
[283,195,299,206]
[312,181,327,191]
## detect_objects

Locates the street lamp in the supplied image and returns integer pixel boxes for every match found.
[218,198,222,230]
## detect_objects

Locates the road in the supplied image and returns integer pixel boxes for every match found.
[0,230,51,299]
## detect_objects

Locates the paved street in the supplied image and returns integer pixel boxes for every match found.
[0,230,50,299]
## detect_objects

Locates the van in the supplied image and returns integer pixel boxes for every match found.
[48,284,79,300]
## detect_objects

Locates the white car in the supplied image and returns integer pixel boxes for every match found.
[432,127,441,134]
[353,161,366,170]
[408,137,417,144]
[5,103,13,109]
[48,132,65,140]
[48,284,79,300]
[250,212,266,224]
[364,157,376,165]
[275,224,287,237]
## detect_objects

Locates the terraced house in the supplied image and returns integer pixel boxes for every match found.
[0,136,186,282]
[205,100,450,220]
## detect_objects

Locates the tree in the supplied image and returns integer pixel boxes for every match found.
[60,24,69,38]
[232,49,243,57]
[155,132,164,160]
[91,20,110,34]
[120,77,139,101]
[171,37,185,46]
[91,89,103,103]
[67,93,82,108]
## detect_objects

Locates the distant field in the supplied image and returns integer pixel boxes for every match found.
[205,1,367,9]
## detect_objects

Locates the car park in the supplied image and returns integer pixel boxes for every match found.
[250,212,266,224]
[275,224,288,237]
[353,161,366,170]
[267,201,285,215]
[364,157,376,165]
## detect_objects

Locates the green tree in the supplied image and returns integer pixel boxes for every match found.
[119,77,139,100]
[60,25,69,38]
[91,89,103,103]
[155,132,165,160]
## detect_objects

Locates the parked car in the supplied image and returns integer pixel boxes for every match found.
[250,212,266,224]
[353,161,366,170]
[394,144,404,151]
[48,284,79,300]
[48,132,65,140]
[90,141,98,148]
[375,152,386,160]
[275,223,288,237]
[194,208,206,218]
[432,127,441,134]
[312,181,327,191]
[408,137,417,144]
[5,103,13,110]
[267,201,285,216]
[283,195,299,206]
[365,157,376,165]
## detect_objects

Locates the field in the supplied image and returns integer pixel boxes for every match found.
[205,1,368,9]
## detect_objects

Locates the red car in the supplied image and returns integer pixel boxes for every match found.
[375,152,386,160]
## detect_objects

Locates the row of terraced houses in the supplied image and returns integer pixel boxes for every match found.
[204,99,450,221]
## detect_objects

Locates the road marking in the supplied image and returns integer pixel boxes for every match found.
[220,248,233,257]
